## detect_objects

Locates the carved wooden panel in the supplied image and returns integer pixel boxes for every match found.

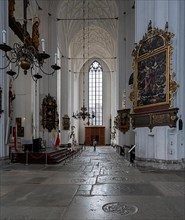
[41,94,59,132]
[114,109,130,133]
[130,108,179,130]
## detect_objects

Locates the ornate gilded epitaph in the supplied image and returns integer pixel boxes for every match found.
[131,21,178,112]
[62,114,70,130]
[130,21,179,129]
[114,109,130,133]
[41,94,59,132]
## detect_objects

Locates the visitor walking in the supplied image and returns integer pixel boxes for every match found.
[93,139,97,151]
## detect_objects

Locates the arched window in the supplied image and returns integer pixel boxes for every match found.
[88,61,103,125]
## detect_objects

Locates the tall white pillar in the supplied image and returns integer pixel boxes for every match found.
[134,0,185,169]
[0,0,9,158]
[117,0,135,146]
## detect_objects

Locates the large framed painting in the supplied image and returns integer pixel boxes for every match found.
[136,48,169,108]
[130,21,178,113]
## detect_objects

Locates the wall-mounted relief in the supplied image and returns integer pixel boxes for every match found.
[114,109,130,133]
[130,21,179,129]
[41,94,59,132]
[62,114,70,130]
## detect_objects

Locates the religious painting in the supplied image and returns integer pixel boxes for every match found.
[130,21,178,112]
[136,49,169,108]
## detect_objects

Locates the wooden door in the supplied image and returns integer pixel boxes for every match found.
[85,126,105,146]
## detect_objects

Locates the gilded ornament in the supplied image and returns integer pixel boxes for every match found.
[129,91,134,102]
[170,80,179,94]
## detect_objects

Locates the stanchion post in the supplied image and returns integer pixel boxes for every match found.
[64,147,67,165]
[45,148,47,167]
[9,146,12,164]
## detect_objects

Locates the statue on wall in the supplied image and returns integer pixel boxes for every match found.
[9,0,15,18]
[69,126,76,146]
[122,89,126,109]
[32,17,40,50]
[111,126,117,147]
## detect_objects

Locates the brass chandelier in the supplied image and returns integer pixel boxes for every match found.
[72,105,95,121]
[0,0,60,82]
[72,0,95,123]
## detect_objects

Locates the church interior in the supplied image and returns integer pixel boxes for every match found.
[0,0,184,219]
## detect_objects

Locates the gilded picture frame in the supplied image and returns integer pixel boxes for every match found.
[135,47,170,109]
[130,21,178,112]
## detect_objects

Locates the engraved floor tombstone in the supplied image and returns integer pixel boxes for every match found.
[0,146,184,220]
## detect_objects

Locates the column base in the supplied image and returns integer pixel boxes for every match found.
[134,157,185,170]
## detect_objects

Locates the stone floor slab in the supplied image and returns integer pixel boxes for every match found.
[92,183,162,196]
[0,184,78,207]
[62,195,180,220]
[0,206,66,220]
[0,146,184,220]
[151,181,185,196]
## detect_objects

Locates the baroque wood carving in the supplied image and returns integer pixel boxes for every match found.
[114,109,130,133]
[9,0,39,49]
[41,94,59,132]
[131,108,179,130]
[130,21,179,112]
[129,21,179,129]
[62,114,70,130]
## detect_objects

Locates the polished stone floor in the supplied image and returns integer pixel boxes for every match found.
[0,146,185,220]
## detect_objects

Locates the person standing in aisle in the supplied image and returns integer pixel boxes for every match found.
[93,139,97,151]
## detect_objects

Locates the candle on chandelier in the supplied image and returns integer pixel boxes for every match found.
[41,38,45,52]
[54,53,57,64]
[2,30,6,44]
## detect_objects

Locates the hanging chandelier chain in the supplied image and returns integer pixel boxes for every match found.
[72,0,95,122]
[82,0,85,106]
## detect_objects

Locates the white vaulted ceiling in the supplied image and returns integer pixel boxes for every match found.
[55,0,118,71]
